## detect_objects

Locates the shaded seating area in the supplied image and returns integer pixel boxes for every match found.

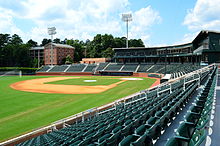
[37,66,51,72]
[65,64,86,72]
[166,67,217,146]
[104,63,123,71]
[121,64,138,72]
[83,64,97,72]
[49,65,68,72]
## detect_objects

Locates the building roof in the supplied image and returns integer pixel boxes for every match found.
[192,30,220,44]
[45,43,74,49]
[30,47,44,50]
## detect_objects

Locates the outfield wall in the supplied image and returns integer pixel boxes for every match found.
[36,72,162,78]
[36,72,93,76]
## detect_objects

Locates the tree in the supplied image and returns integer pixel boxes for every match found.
[27,39,38,47]
[41,38,51,46]
[53,38,61,43]
[102,47,114,58]
[0,34,11,48]
[129,39,144,47]
[65,55,73,64]
[10,34,23,45]
[66,39,85,62]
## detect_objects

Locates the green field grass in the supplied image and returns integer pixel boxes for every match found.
[0,76,156,142]
[46,76,121,86]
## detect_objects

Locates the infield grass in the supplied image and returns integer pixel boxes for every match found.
[46,76,121,86]
[0,76,156,142]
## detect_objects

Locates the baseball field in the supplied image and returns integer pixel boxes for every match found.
[0,75,156,142]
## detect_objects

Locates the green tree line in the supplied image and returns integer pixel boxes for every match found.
[0,33,144,67]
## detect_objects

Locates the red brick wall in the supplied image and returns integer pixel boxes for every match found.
[81,58,110,64]
[44,46,74,65]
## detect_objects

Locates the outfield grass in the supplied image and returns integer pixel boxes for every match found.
[0,76,156,142]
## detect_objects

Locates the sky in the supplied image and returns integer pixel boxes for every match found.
[0,0,220,46]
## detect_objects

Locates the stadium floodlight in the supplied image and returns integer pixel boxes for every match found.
[122,13,132,48]
[48,27,56,66]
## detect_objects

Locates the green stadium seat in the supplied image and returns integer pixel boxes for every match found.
[134,124,150,136]
[112,126,123,134]
[196,114,210,129]
[155,110,166,118]
[131,133,153,146]
[189,128,207,146]
[78,137,92,146]
[189,105,203,115]
[96,133,112,145]
[145,116,158,127]
[118,135,139,146]
[157,114,170,130]
[106,131,121,146]
[145,123,162,140]
[121,123,133,138]
[166,136,189,146]
[70,140,82,146]
[176,122,195,140]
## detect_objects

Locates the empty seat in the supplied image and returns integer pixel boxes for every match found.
[119,135,139,146]
[176,122,195,140]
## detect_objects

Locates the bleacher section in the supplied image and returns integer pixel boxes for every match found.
[121,64,138,72]
[137,64,152,72]
[16,65,217,146]
[166,67,217,146]
[38,63,205,79]
[95,63,109,71]
[147,65,164,73]
[104,63,123,71]
[49,65,68,72]
[66,64,86,72]
[37,66,51,72]
[83,64,97,72]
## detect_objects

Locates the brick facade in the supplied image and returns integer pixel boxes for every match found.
[44,43,74,65]
[80,58,111,64]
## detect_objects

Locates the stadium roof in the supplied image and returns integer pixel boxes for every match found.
[113,42,192,50]
[114,30,220,51]
[192,30,220,44]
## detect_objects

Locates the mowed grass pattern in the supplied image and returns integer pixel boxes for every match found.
[0,76,156,142]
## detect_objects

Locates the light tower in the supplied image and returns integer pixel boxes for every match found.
[122,13,132,48]
[48,27,56,66]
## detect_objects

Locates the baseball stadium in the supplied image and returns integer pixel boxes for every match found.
[0,30,220,146]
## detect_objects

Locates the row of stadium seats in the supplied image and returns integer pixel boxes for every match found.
[17,66,215,146]
[16,80,198,146]
[166,67,217,146]
[38,63,203,79]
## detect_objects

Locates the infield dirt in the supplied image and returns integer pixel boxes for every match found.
[10,77,126,94]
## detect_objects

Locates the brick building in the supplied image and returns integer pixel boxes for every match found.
[80,58,111,64]
[29,46,44,67]
[44,43,74,65]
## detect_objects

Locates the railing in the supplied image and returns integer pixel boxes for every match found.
[0,64,216,146]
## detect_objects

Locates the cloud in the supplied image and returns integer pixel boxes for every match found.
[130,6,162,45]
[0,8,24,37]
[0,0,161,46]
[183,0,220,31]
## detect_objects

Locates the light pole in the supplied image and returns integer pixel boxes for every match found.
[48,27,56,66]
[122,13,132,48]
